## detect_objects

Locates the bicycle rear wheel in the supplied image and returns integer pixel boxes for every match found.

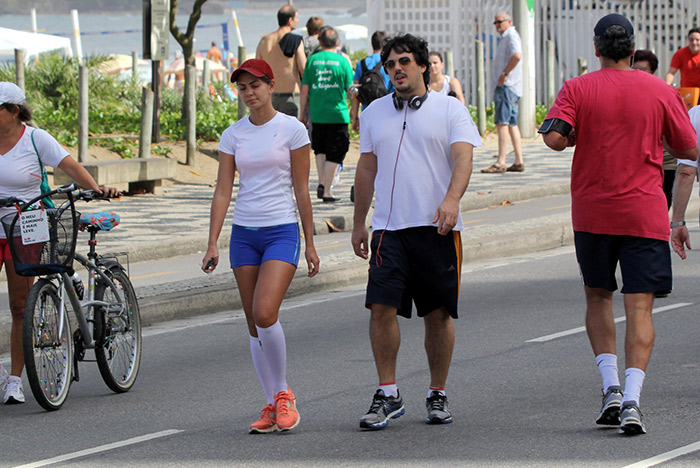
[94,265,142,393]
[23,279,74,411]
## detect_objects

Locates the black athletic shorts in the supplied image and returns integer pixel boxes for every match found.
[574,231,672,294]
[311,123,349,164]
[365,226,463,318]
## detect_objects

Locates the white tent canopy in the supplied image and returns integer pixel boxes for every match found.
[0,27,73,62]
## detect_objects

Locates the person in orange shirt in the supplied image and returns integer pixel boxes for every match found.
[665,28,700,86]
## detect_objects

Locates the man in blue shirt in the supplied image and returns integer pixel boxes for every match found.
[349,30,393,132]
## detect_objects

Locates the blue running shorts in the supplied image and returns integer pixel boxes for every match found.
[493,86,520,126]
[229,223,301,268]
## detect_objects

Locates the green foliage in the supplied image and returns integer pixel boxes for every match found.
[152,145,172,158]
[535,103,548,126]
[350,50,368,69]
[94,137,137,159]
[1,53,241,154]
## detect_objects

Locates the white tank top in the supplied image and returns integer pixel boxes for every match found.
[434,75,451,95]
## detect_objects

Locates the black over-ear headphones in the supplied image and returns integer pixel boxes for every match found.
[392,91,429,111]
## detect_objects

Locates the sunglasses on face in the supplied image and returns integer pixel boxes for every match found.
[384,56,413,70]
[493,19,507,25]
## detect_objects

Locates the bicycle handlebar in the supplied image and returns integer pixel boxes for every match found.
[0,196,22,208]
[0,184,121,209]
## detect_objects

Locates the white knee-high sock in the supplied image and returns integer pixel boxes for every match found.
[623,368,646,405]
[249,335,275,405]
[256,321,288,395]
[595,353,620,392]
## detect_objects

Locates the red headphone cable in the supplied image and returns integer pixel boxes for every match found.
[375,105,409,267]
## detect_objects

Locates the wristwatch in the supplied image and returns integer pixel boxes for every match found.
[671,221,686,228]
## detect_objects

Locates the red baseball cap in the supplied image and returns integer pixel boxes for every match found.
[230,59,274,83]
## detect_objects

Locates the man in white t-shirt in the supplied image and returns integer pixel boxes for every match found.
[351,33,481,431]
[671,104,700,259]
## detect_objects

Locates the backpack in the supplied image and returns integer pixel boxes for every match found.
[357,59,388,106]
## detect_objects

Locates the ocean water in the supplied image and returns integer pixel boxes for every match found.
[0,8,368,61]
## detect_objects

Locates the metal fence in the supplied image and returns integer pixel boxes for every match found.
[366,0,700,105]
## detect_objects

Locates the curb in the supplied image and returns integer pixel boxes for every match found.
[2,192,697,356]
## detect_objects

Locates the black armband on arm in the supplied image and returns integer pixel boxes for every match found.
[538,118,573,137]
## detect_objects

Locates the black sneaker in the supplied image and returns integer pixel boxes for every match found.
[596,386,623,425]
[619,402,647,435]
[359,389,405,430]
[425,391,452,424]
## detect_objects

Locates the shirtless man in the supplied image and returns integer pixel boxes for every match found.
[256,5,307,117]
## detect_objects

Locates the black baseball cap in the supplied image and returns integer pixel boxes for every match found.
[594,13,634,38]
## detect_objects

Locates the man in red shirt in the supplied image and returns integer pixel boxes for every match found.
[665,28,700,86]
[542,14,698,435]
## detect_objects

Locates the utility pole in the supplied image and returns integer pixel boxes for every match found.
[513,0,536,137]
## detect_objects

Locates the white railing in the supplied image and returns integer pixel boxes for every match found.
[367,0,700,105]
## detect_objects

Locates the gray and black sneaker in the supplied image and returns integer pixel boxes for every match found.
[596,385,623,425]
[425,390,452,424]
[619,402,647,435]
[359,389,405,430]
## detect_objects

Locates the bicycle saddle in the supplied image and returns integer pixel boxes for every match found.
[79,211,120,231]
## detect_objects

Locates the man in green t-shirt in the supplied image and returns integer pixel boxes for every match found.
[300,27,354,203]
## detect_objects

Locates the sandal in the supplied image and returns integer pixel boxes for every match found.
[481,164,506,173]
[507,163,525,172]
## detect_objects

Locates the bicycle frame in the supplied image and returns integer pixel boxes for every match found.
[53,246,127,351]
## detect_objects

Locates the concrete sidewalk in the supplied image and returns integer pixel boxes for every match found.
[5,138,694,354]
[86,137,574,262]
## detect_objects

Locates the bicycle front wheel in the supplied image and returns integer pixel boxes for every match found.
[23,279,74,411]
[94,265,142,393]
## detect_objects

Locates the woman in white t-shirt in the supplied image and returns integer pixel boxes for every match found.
[428,51,466,106]
[202,59,319,434]
[0,82,118,405]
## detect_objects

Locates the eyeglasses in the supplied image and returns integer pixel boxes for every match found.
[384,56,413,70]
[493,19,507,25]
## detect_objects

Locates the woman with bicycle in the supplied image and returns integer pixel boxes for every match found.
[202,59,319,433]
[0,82,118,405]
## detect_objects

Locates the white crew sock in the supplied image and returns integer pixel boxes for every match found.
[256,321,288,395]
[249,335,275,405]
[622,367,646,405]
[595,353,620,392]
[427,387,446,399]
[378,382,398,398]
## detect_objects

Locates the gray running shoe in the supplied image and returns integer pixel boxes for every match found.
[359,390,405,430]
[596,385,623,425]
[425,391,452,424]
[619,402,647,435]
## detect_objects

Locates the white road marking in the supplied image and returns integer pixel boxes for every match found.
[14,429,184,468]
[143,313,246,337]
[527,303,692,343]
[621,440,700,468]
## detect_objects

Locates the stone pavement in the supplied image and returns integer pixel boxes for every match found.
[0,138,582,352]
[90,136,573,262]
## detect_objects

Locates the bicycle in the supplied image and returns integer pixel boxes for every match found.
[0,184,142,411]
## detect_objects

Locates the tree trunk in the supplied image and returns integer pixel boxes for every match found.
[170,0,208,139]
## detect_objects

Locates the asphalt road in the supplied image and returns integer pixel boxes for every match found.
[2,243,699,468]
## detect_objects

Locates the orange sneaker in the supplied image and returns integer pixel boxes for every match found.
[249,404,277,434]
[275,389,300,431]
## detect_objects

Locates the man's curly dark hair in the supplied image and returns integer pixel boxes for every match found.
[594,24,635,63]
[381,33,431,89]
